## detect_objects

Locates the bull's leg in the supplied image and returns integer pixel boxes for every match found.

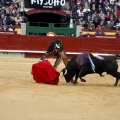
[73,73,79,85]
[114,78,119,86]
[80,77,86,82]
[108,71,120,86]
[78,67,86,82]
[114,72,120,86]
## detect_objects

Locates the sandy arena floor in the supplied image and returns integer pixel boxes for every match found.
[0,57,120,120]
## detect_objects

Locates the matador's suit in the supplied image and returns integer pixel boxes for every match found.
[40,39,68,68]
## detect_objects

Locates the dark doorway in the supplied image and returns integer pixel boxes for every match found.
[28,13,63,23]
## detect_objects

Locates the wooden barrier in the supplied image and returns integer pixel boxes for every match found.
[0,34,120,58]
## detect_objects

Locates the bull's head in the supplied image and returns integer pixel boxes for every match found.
[61,68,74,83]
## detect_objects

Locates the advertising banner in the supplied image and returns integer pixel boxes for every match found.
[24,0,69,10]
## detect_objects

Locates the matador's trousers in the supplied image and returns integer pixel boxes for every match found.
[53,50,68,68]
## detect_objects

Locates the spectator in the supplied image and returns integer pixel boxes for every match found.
[15,13,22,26]
[103,0,110,8]
[99,20,107,30]
[105,4,111,12]
[92,11,97,20]
[109,0,116,5]
[110,18,116,30]
[98,0,104,9]
[117,8,120,17]
[71,10,77,24]
[78,31,86,37]
[75,2,81,24]
[65,34,70,37]
[105,11,111,21]
[99,10,105,20]
[65,11,71,27]
[0,1,2,8]
[8,24,15,31]
[95,28,105,35]
[87,21,95,30]
[0,14,4,22]
[3,0,13,7]
[86,33,90,37]
[115,30,120,36]
[2,25,8,30]
[61,15,66,27]
[6,13,11,25]
[83,6,90,13]
[1,0,5,7]
[82,0,89,4]
[97,4,103,13]
[117,0,120,7]
[1,7,6,16]
[113,5,118,13]
[77,8,84,19]
[22,15,28,23]
[84,11,91,28]
[79,17,85,28]
[70,33,75,37]
[85,15,92,23]
[113,12,118,24]
[90,4,96,14]
[9,16,16,25]
[115,17,120,30]
[69,0,76,12]
[106,21,112,30]
[2,16,6,25]
[90,0,97,9]
[93,17,100,29]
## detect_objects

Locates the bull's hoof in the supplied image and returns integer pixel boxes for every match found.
[113,84,117,87]
[73,81,78,85]
[81,79,86,82]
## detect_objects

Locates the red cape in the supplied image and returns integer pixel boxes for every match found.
[31,60,60,85]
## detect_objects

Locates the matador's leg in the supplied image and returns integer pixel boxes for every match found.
[53,56,62,69]
[53,51,68,68]
[61,51,68,66]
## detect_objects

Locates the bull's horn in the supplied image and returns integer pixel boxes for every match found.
[60,69,63,73]
[63,69,67,75]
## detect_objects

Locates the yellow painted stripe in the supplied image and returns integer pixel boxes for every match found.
[82,31,115,35]
[15,28,21,34]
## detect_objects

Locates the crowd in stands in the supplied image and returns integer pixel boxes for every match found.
[68,0,120,32]
[0,0,27,31]
[1,0,120,36]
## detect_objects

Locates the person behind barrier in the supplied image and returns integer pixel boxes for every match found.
[95,27,105,35]
[115,30,120,36]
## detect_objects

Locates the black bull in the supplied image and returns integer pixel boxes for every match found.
[62,53,120,86]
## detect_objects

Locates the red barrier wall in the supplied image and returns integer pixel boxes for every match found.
[0,34,120,58]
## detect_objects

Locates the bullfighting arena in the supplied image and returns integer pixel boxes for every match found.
[0,57,120,120]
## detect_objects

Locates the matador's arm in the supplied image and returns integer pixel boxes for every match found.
[40,51,50,61]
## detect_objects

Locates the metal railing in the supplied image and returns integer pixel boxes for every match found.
[26,22,76,36]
